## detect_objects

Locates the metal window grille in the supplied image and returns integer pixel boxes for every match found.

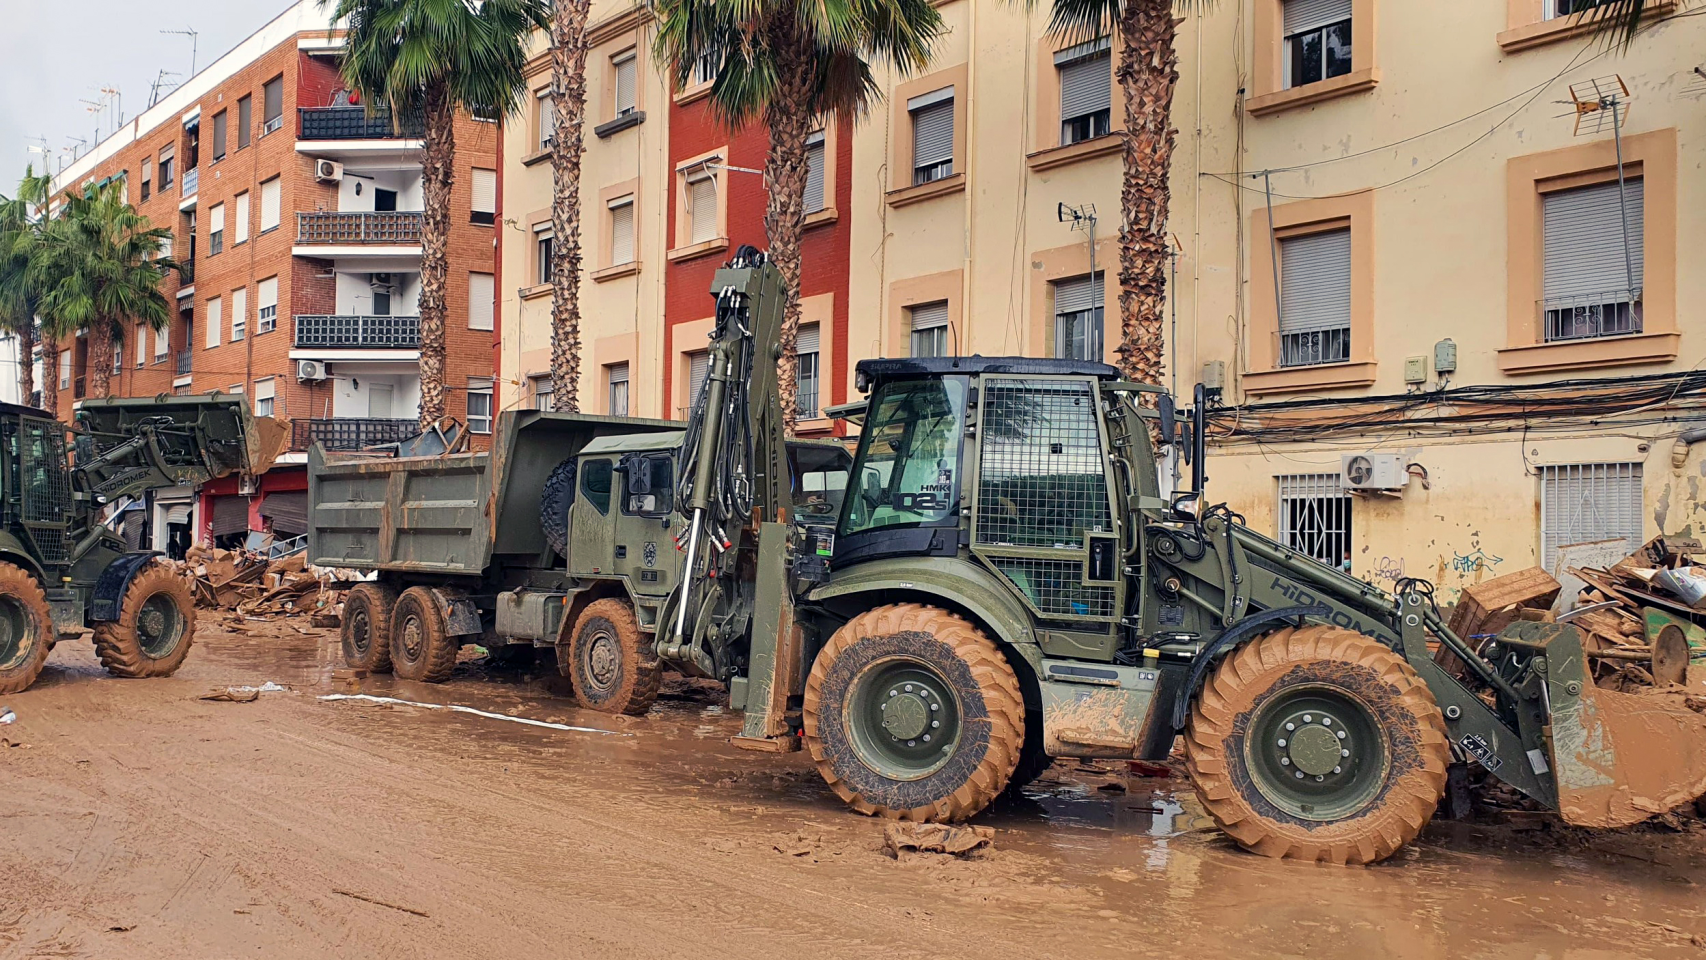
[804,133,827,214]
[909,89,954,184]
[692,51,719,86]
[796,324,819,418]
[1278,473,1352,566]
[1540,463,1643,572]
[606,363,628,416]
[977,378,1113,548]
[1542,178,1643,342]
[1053,273,1103,361]
[910,301,948,357]
[1279,229,1352,367]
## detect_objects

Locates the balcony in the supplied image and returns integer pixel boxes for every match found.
[296,211,422,245]
[299,106,425,141]
[294,314,420,349]
[175,350,192,375]
[180,168,198,202]
[291,417,420,451]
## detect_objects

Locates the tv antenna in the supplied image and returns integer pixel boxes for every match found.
[1556,74,1639,313]
[149,70,183,108]
[161,27,200,77]
[1057,202,1102,361]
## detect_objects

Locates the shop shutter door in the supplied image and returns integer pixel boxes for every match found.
[260,491,308,536]
[210,495,250,536]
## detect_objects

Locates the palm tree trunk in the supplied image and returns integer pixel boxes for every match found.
[548,0,592,413]
[1114,0,1179,388]
[39,330,58,418]
[763,8,816,438]
[88,320,114,399]
[17,320,35,410]
[417,81,455,429]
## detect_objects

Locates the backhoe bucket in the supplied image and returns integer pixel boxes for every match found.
[1505,622,1706,828]
[73,395,287,496]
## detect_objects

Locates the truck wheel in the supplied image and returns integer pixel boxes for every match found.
[93,562,196,679]
[390,587,457,683]
[0,562,54,695]
[539,458,578,557]
[1004,720,1053,795]
[803,604,1025,822]
[564,599,658,715]
[341,582,398,673]
[1185,625,1450,865]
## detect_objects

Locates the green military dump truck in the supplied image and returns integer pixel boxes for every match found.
[0,394,285,694]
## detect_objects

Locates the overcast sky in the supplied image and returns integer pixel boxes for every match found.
[0,0,302,189]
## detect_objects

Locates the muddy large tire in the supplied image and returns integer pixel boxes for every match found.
[0,562,54,695]
[93,562,196,679]
[341,582,398,673]
[1004,720,1053,795]
[803,603,1025,822]
[563,599,658,715]
[1185,625,1450,865]
[389,587,457,683]
[540,458,578,557]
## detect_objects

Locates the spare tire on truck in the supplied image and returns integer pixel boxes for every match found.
[539,458,578,557]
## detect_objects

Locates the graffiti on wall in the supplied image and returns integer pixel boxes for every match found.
[1448,547,1504,576]
[1373,556,1406,583]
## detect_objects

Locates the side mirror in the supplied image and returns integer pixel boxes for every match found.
[1156,394,1177,447]
[1179,420,1195,466]
[623,455,653,495]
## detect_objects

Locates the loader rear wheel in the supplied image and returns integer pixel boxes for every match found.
[804,604,1025,822]
[341,582,398,673]
[0,562,54,695]
[94,562,195,679]
[390,587,457,683]
[1185,625,1450,865]
[564,599,658,715]
[540,458,578,557]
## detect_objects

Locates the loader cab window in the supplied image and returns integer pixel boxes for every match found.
[580,458,614,515]
[792,444,851,522]
[621,454,673,517]
[839,377,966,538]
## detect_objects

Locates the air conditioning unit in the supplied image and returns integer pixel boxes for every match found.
[297,359,328,381]
[314,159,344,183]
[1341,453,1408,493]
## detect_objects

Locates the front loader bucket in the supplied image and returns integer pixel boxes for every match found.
[73,394,286,494]
[1504,622,1706,828]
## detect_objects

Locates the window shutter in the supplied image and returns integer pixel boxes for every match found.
[258,277,278,312]
[260,178,281,231]
[263,78,283,123]
[1284,0,1353,34]
[610,199,634,264]
[234,192,249,243]
[688,351,710,402]
[1543,179,1644,302]
[688,175,717,244]
[1279,229,1352,334]
[796,323,819,356]
[1053,273,1103,317]
[159,143,174,164]
[608,362,629,384]
[804,133,826,214]
[468,272,494,330]
[615,54,637,115]
[911,97,954,168]
[207,298,222,348]
[910,300,949,331]
[136,323,147,364]
[471,168,497,216]
[538,92,555,147]
[1541,463,1644,571]
[210,203,225,235]
[1058,49,1111,120]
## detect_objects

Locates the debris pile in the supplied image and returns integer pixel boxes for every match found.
[177,545,360,625]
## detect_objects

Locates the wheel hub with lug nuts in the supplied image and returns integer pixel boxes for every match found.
[588,633,618,688]
[1275,709,1353,781]
[879,679,945,748]
[140,608,167,638]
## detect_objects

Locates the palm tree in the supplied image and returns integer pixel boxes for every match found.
[0,168,52,411]
[654,0,944,435]
[1029,0,1195,388]
[547,0,593,412]
[1579,0,1682,43]
[324,0,551,428]
[30,181,178,400]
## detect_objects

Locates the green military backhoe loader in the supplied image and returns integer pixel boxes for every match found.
[0,394,286,694]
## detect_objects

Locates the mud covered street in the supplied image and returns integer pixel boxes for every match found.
[3,619,1705,960]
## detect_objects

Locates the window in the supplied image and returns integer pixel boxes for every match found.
[113,343,122,375]
[580,458,613,515]
[468,272,494,330]
[254,377,275,417]
[796,324,820,419]
[607,362,629,416]
[208,202,224,255]
[535,226,555,285]
[609,196,634,265]
[536,89,555,151]
[839,377,967,539]
[1278,228,1352,367]
[1548,0,1594,17]
[471,168,496,225]
[1057,38,1112,145]
[228,384,243,395]
[1278,474,1353,568]
[212,110,228,160]
[158,144,175,189]
[231,287,247,346]
[370,273,393,316]
[804,132,827,214]
[687,350,709,408]
[621,455,674,517]
[1052,272,1103,361]
[154,323,169,360]
[909,88,954,185]
[1540,463,1643,571]
[614,51,638,117]
[58,350,70,389]
[259,177,281,232]
[692,50,719,87]
[237,95,252,149]
[233,191,250,245]
[136,322,147,366]
[532,374,554,411]
[262,77,284,134]
[1283,0,1353,89]
[141,158,152,201]
[686,169,717,245]
[1542,178,1644,342]
[206,296,222,348]
[257,277,277,334]
[466,377,493,434]
[909,301,949,357]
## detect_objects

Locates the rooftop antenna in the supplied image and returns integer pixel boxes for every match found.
[161,27,199,78]
[148,70,182,108]
[1057,202,1101,362]
[1556,74,1639,331]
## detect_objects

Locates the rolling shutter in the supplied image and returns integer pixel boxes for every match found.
[804,132,826,214]
[260,178,281,231]
[468,272,494,331]
[1057,40,1111,120]
[1053,273,1103,318]
[909,89,954,169]
[234,192,249,243]
[688,350,710,404]
[614,53,637,115]
[210,496,250,536]
[471,168,497,217]
[1543,179,1644,302]
[609,199,634,264]
[207,297,223,348]
[1284,0,1353,35]
[1279,229,1352,334]
[260,491,308,536]
[911,300,949,332]
[796,323,819,356]
[688,175,717,244]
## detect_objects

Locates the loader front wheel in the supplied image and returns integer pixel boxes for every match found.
[390,588,457,683]
[804,604,1025,822]
[0,562,54,694]
[94,562,196,679]
[564,599,658,715]
[341,582,398,673]
[1185,625,1450,865]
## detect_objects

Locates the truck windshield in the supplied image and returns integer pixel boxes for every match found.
[839,377,966,538]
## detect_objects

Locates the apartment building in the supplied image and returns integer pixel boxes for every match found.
[497,2,853,436]
[50,0,498,549]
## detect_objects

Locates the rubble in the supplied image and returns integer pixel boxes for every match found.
[176,543,366,625]
[880,822,995,859]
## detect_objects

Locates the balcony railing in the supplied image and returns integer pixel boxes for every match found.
[73,377,85,399]
[294,314,421,348]
[299,105,426,140]
[1278,326,1352,369]
[1542,290,1643,343]
[296,211,423,244]
[175,350,192,375]
[291,417,420,451]
[181,167,199,199]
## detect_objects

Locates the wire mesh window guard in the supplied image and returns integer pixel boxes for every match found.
[1540,463,1642,572]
